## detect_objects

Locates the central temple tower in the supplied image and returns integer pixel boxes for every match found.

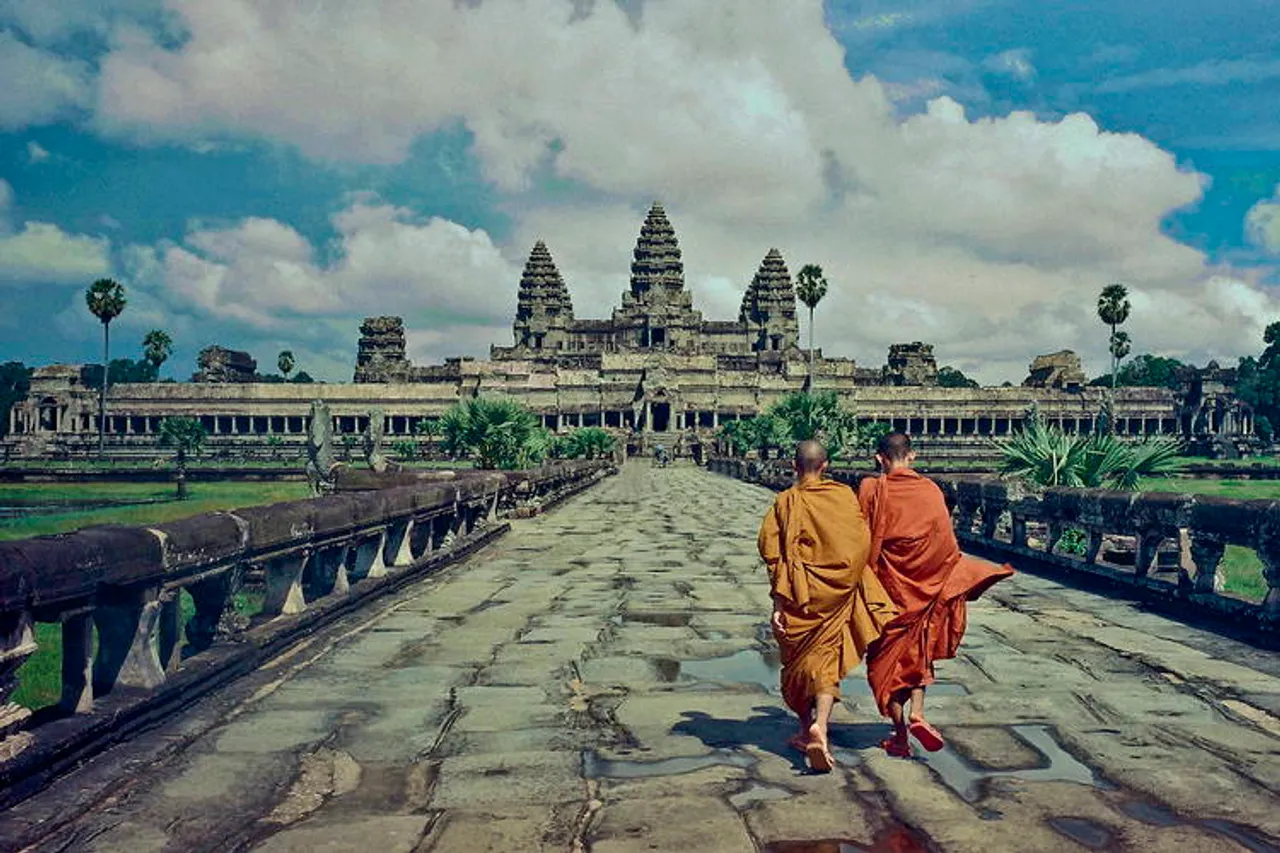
[611,202,705,352]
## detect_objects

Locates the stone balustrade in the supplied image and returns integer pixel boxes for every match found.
[708,457,1278,634]
[0,460,613,801]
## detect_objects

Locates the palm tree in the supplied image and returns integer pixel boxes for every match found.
[795,264,828,387]
[142,329,173,379]
[1097,283,1131,389]
[158,416,206,499]
[278,350,295,382]
[85,279,127,458]
[995,417,1184,490]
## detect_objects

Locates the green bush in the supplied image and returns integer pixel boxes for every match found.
[439,397,549,469]
[995,412,1185,489]
[551,427,616,460]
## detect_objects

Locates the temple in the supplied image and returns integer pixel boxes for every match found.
[3,203,1257,460]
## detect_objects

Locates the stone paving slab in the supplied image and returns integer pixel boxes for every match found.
[3,463,1280,852]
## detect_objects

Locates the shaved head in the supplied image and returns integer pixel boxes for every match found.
[794,440,828,475]
[876,432,913,462]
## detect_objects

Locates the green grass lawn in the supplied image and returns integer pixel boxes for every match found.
[1137,478,1280,500]
[0,481,312,541]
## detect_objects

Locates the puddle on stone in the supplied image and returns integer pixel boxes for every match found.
[623,611,693,627]
[1199,820,1280,853]
[677,650,969,698]
[728,781,794,810]
[582,748,756,779]
[765,827,931,853]
[1118,800,1180,827]
[1046,816,1115,850]
[918,724,1109,804]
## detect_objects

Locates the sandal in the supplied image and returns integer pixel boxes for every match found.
[806,741,835,773]
[908,721,945,752]
[880,734,912,759]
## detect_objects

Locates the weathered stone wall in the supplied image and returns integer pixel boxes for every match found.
[0,460,615,805]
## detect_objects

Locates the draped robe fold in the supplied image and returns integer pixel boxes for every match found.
[858,469,1015,717]
[757,479,898,717]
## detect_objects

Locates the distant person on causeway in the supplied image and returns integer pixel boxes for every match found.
[757,440,898,772]
[858,432,1015,758]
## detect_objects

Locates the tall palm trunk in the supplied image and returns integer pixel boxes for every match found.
[1109,321,1117,389]
[807,305,815,387]
[99,321,109,458]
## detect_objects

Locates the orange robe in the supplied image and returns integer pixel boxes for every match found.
[858,469,1015,717]
[758,479,898,717]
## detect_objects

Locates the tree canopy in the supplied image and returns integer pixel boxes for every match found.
[937,366,979,388]
[1091,353,1187,390]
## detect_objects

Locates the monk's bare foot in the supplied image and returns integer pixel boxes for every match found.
[805,723,835,772]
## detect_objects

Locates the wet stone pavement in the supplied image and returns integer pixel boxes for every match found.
[4,463,1280,852]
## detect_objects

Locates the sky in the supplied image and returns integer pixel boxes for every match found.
[1,0,1279,385]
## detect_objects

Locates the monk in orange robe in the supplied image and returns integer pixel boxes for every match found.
[758,440,898,772]
[858,432,1015,758]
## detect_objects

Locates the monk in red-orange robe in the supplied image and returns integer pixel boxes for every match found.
[858,432,1014,757]
[758,440,898,772]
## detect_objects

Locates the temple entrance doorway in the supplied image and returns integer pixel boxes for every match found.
[651,402,671,432]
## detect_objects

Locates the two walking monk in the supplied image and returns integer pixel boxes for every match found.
[757,434,1014,772]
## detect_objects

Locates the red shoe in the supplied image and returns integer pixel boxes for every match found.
[909,720,945,752]
[880,734,912,758]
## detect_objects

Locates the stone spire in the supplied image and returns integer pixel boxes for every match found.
[629,202,684,302]
[739,248,799,352]
[513,240,574,350]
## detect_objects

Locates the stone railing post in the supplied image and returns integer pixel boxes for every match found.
[383,518,416,568]
[92,586,167,694]
[348,532,388,582]
[262,552,310,617]
[1185,534,1226,595]
[185,568,240,652]
[0,609,36,737]
[60,611,94,713]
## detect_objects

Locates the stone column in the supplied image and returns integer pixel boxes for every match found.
[0,609,37,737]
[60,611,94,713]
[262,553,310,617]
[92,587,167,694]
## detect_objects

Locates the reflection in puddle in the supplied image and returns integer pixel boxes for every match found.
[765,828,930,853]
[678,650,969,698]
[623,611,693,627]
[1118,800,1179,827]
[918,724,1109,803]
[582,748,756,779]
[1198,820,1280,853]
[1046,816,1114,850]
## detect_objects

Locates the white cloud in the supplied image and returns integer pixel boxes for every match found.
[0,179,113,284]
[79,0,1280,382]
[1246,186,1280,254]
[124,195,520,369]
[0,31,92,128]
[25,140,50,163]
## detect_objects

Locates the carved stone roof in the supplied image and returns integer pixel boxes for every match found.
[739,248,797,324]
[629,202,684,301]
[517,240,573,317]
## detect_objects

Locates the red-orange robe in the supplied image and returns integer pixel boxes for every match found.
[758,479,898,717]
[858,469,1015,716]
